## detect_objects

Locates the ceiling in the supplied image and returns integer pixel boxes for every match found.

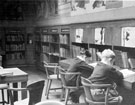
[0,0,40,20]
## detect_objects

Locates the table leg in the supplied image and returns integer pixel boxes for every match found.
[13,83,18,102]
[21,81,27,99]
[12,81,27,101]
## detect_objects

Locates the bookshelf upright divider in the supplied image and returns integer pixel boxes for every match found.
[59,26,71,60]
[49,27,60,63]
[41,28,50,63]
[34,27,42,68]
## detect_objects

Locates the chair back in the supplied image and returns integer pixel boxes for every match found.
[81,77,112,105]
[43,61,59,79]
[59,68,81,88]
[35,100,64,105]
[28,80,45,105]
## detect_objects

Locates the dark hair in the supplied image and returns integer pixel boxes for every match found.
[85,50,91,57]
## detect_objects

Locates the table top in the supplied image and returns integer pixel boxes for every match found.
[0,67,28,84]
[3,67,27,76]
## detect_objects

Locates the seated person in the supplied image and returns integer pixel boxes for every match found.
[66,49,94,86]
[65,49,94,103]
[88,49,123,104]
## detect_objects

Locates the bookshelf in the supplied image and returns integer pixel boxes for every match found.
[70,21,135,70]
[5,28,26,66]
[36,25,71,67]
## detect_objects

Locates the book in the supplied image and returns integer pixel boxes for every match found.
[114,50,129,69]
[121,52,129,68]
[128,58,135,69]
[0,70,13,77]
[119,69,135,78]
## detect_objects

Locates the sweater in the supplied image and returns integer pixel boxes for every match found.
[89,62,123,85]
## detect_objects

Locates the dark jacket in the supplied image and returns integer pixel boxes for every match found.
[66,58,94,86]
[88,62,123,86]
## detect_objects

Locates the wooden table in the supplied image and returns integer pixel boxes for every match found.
[59,59,135,105]
[0,67,28,101]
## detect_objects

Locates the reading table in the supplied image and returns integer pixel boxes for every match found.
[59,59,135,105]
[0,67,28,101]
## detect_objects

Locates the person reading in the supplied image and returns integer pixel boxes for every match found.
[88,49,123,104]
[65,49,94,103]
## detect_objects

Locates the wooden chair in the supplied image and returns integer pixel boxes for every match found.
[0,84,9,105]
[35,100,64,105]
[0,66,9,105]
[59,68,82,105]
[43,61,62,99]
[81,77,120,105]
[8,80,45,105]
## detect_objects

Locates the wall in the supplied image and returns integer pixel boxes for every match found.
[35,1,135,26]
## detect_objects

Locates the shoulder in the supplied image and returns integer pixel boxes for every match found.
[96,62,115,70]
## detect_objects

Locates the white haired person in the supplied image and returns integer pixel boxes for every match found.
[88,49,123,105]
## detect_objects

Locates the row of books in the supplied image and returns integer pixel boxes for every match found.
[88,48,130,69]
[60,47,70,58]
[88,47,99,62]
[114,50,129,69]
[6,44,25,51]
[6,53,25,60]
[6,34,24,41]
[41,34,69,44]
[72,44,131,69]
[72,45,82,58]
[42,35,50,42]
[59,34,69,44]
[42,34,59,43]
[42,45,50,53]
[88,48,131,69]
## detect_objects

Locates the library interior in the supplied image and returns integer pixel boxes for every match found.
[1,0,135,105]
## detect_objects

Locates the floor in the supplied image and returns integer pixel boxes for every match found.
[19,65,62,102]
[0,65,86,105]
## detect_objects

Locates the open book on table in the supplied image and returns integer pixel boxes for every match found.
[119,69,135,78]
[0,70,13,77]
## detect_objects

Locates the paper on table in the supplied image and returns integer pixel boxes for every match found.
[119,69,135,78]
[0,70,13,77]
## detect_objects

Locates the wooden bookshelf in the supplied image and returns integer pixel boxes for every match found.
[34,25,71,69]
[70,21,135,70]
[5,28,26,66]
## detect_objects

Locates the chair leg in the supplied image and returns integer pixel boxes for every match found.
[65,89,70,105]
[60,87,65,101]
[46,80,52,99]
[1,89,5,105]
[7,90,9,104]
[45,79,49,96]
